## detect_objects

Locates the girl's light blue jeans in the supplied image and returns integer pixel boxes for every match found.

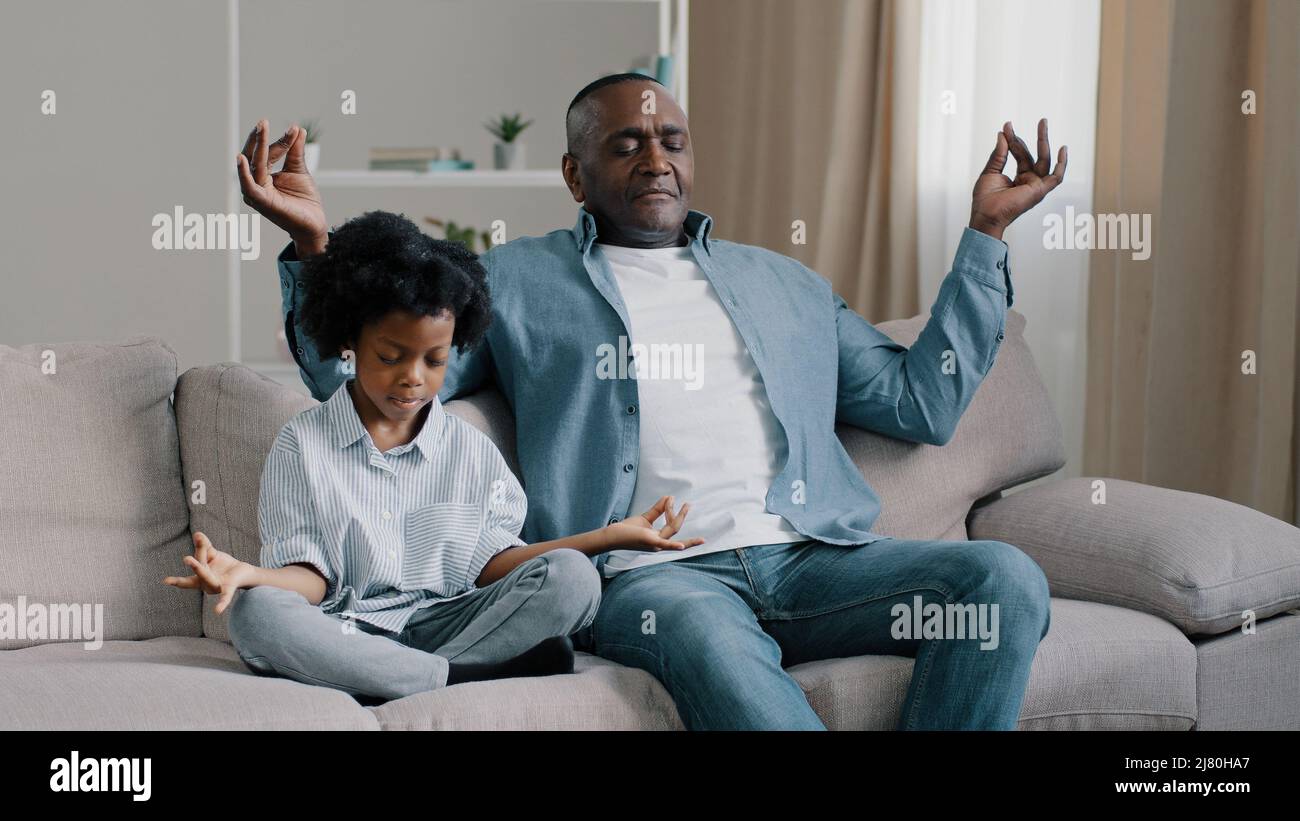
[226,548,600,702]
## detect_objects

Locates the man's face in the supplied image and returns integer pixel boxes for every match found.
[563,81,694,247]
[345,309,455,425]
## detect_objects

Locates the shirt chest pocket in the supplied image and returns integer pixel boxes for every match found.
[400,502,483,596]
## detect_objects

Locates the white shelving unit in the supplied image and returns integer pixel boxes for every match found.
[229,0,690,389]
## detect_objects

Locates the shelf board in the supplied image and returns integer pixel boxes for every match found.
[314,169,566,188]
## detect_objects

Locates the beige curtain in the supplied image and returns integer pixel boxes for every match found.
[1086,0,1300,525]
[689,0,920,322]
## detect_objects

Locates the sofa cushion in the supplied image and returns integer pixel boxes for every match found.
[0,636,378,730]
[173,364,314,641]
[369,652,685,730]
[968,476,1300,635]
[0,335,199,649]
[1016,598,1195,729]
[367,598,1195,730]
[840,308,1067,542]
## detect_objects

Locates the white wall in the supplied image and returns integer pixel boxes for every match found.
[0,0,661,379]
[0,0,231,370]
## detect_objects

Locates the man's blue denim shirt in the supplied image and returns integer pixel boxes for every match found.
[276,207,1013,575]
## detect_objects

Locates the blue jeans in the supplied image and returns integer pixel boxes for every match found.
[585,538,1051,730]
[226,549,601,702]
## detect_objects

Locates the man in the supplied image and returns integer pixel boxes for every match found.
[239,72,1068,730]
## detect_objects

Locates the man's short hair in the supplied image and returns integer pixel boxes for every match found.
[565,72,665,155]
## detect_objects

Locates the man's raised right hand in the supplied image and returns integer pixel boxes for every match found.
[236,118,329,257]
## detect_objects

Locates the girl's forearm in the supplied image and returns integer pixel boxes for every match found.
[528,528,609,557]
[475,528,609,586]
[250,564,328,606]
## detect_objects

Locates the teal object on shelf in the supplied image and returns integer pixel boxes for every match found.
[625,56,674,91]
[654,54,674,88]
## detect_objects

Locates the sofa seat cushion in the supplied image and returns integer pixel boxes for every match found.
[369,651,686,730]
[369,597,1197,730]
[757,598,1195,730]
[0,636,378,730]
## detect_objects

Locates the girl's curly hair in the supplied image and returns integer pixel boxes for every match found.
[296,210,491,360]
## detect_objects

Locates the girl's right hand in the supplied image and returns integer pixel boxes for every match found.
[602,495,706,553]
[236,119,329,254]
[162,531,260,615]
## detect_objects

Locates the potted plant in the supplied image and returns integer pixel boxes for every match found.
[425,217,493,254]
[485,112,533,171]
[300,118,322,174]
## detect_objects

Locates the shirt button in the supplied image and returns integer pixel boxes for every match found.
[608,516,620,525]
[997,331,1005,341]
[626,405,636,415]
[296,280,304,288]
[996,260,1005,269]
[623,463,634,473]
[295,347,304,356]
[388,549,396,559]
[382,510,392,520]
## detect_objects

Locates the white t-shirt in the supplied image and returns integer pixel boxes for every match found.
[596,242,804,577]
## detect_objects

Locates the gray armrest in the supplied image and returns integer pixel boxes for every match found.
[967,477,1300,636]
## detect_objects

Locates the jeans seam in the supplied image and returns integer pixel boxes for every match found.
[599,641,705,729]
[241,654,369,695]
[901,589,956,730]
[734,548,765,612]
[438,555,550,662]
[768,584,954,622]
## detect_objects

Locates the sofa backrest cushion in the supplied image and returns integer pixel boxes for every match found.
[174,363,314,641]
[0,335,199,649]
[842,308,1067,541]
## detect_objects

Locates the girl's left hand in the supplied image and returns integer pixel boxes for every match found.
[602,495,706,552]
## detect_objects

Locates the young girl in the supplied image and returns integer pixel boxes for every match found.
[163,210,702,703]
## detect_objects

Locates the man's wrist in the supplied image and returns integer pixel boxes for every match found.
[968,216,1005,242]
[291,232,328,259]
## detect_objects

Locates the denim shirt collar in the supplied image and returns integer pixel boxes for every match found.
[326,378,444,463]
[571,206,714,256]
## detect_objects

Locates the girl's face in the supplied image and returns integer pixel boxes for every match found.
[344,309,456,424]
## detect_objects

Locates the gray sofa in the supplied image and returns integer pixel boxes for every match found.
[3,309,1298,730]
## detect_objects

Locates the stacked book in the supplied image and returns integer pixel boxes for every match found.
[368,148,473,172]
